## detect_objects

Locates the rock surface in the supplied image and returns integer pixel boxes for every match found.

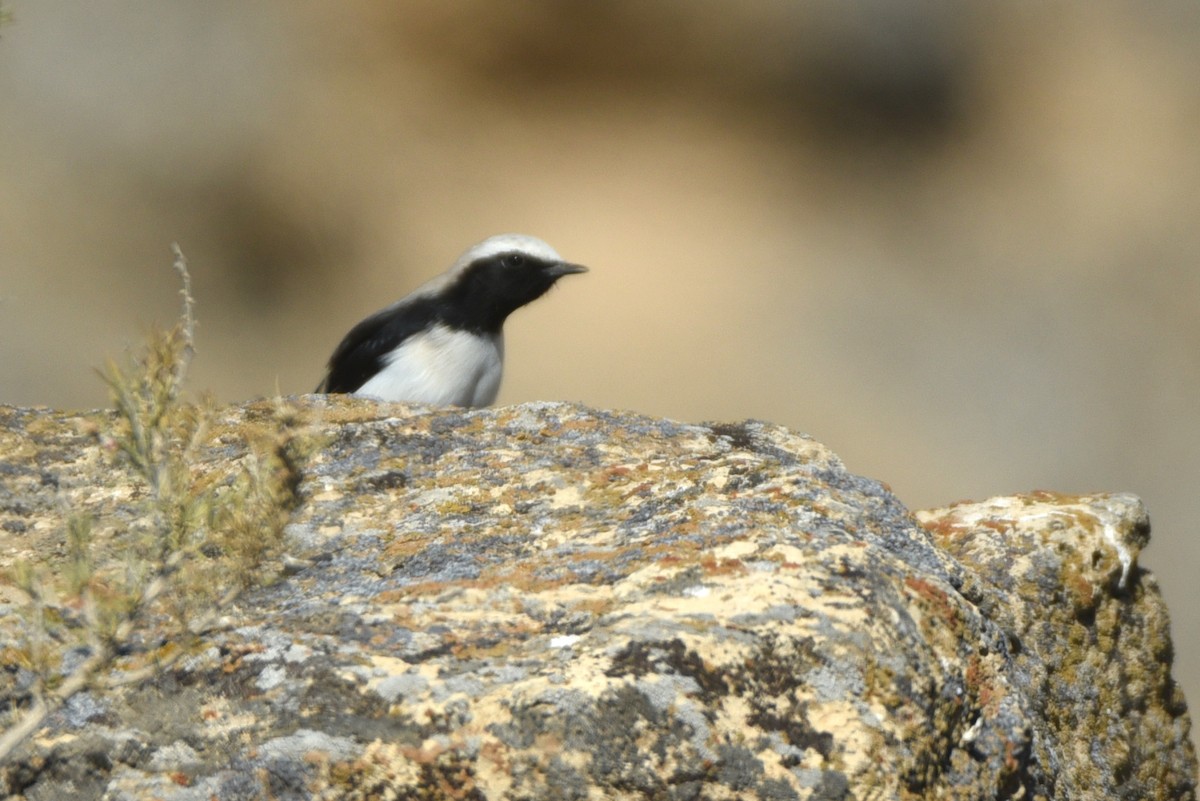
[0,398,1195,800]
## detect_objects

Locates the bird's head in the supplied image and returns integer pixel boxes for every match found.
[440,234,588,332]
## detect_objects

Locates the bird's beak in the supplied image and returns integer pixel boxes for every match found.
[547,261,588,277]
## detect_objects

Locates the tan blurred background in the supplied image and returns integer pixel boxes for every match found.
[2,0,1198,749]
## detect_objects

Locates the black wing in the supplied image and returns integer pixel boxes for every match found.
[316,298,440,393]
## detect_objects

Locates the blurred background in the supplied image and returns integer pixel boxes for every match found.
[1,0,1198,750]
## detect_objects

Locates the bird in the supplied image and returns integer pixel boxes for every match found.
[316,233,587,406]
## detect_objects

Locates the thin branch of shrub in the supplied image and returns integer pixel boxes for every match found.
[0,246,314,764]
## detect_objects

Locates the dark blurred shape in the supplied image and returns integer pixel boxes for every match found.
[393,1,973,148]
[789,4,971,146]
[152,170,366,311]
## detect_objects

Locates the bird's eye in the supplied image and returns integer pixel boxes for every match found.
[502,253,525,269]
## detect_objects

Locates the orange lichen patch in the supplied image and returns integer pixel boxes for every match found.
[568,596,617,617]
[618,481,655,500]
[915,513,967,540]
[382,534,434,562]
[320,738,488,799]
[903,576,961,631]
[539,547,621,567]
[478,739,511,775]
[377,578,475,600]
[398,557,591,598]
[537,416,601,441]
[450,637,526,661]
[903,576,947,605]
[921,492,1102,529]
[113,638,186,674]
[975,518,1015,535]
[965,652,1006,714]
[592,464,637,484]
[476,567,585,594]
[1024,489,1083,505]
[1061,560,1098,613]
[220,642,268,674]
[0,646,32,670]
[699,555,749,577]
[641,538,708,563]
[1001,738,1022,779]
[1062,509,1103,536]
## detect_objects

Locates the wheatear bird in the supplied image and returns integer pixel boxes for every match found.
[316,234,587,406]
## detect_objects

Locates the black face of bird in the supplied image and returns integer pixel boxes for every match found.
[443,251,588,333]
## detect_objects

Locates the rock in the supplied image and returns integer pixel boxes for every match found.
[0,398,1195,800]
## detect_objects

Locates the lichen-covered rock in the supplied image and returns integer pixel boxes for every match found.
[917,493,1195,799]
[0,398,1195,800]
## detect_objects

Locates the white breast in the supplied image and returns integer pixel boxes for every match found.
[354,325,504,407]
